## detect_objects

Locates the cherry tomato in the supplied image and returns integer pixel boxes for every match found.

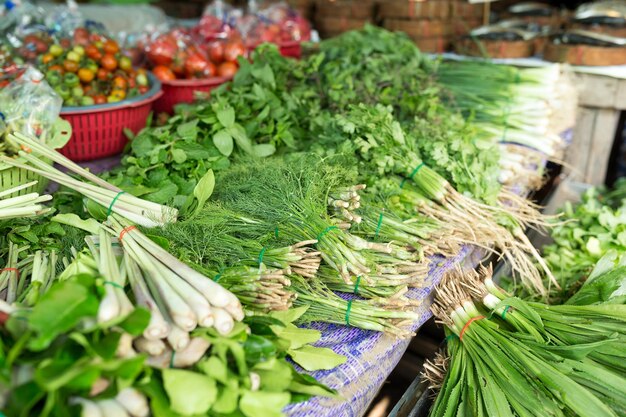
[152,65,176,81]
[184,52,211,77]
[49,44,64,57]
[207,41,224,63]
[217,61,237,78]
[63,60,79,73]
[111,89,126,100]
[93,95,107,104]
[119,56,132,72]
[78,68,95,83]
[34,39,49,54]
[147,36,177,66]
[41,53,54,65]
[127,77,136,88]
[48,64,64,74]
[223,41,246,63]
[103,40,119,54]
[60,38,71,49]
[138,85,149,94]
[97,68,110,81]
[73,27,90,45]
[85,44,101,60]
[100,54,118,71]
[112,76,127,90]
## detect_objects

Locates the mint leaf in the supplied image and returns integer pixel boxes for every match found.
[287,345,346,371]
[217,106,235,128]
[213,129,234,156]
[163,369,217,415]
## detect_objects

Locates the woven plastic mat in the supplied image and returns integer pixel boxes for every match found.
[286,246,485,417]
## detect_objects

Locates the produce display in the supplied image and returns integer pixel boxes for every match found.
[0,6,614,416]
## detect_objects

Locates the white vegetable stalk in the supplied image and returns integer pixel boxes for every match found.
[0,182,52,220]
[97,399,130,417]
[70,398,103,417]
[116,388,149,417]
[1,133,177,227]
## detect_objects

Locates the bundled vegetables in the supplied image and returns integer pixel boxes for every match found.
[0,181,51,220]
[426,265,626,417]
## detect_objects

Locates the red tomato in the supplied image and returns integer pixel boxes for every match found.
[103,40,119,54]
[73,27,90,45]
[93,95,107,104]
[207,41,224,64]
[100,54,118,71]
[60,38,71,49]
[223,42,246,63]
[112,76,127,90]
[138,85,149,94]
[147,36,178,66]
[97,68,110,81]
[184,52,211,77]
[217,61,237,78]
[78,68,95,83]
[152,65,176,81]
[85,44,101,60]
[63,60,79,73]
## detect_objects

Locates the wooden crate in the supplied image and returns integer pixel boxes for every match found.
[378,0,451,20]
[315,0,375,20]
[383,18,450,38]
[450,18,482,36]
[451,1,484,19]
[315,16,371,38]
[565,73,626,185]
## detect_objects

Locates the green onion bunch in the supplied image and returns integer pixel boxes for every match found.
[427,266,626,417]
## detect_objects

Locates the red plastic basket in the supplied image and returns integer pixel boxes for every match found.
[59,76,162,162]
[153,76,232,115]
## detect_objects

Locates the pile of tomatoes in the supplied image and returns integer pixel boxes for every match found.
[146,29,245,82]
[40,28,149,106]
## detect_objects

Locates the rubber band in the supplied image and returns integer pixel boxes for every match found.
[274,227,279,239]
[213,274,222,282]
[107,191,126,217]
[103,281,124,290]
[344,300,353,325]
[0,268,19,278]
[257,247,267,265]
[19,144,31,153]
[400,162,425,189]
[374,211,384,239]
[353,276,362,295]
[459,315,485,341]
[118,226,137,243]
[501,305,512,320]
[316,226,338,245]
[169,351,175,368]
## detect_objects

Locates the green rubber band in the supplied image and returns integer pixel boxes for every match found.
[345,300,353,325]
[316,226,338,245]
[274,227,279,239]
[213,274,222,282]
[169,351,175,368]
[501,305,512,320]
[400,162,425,189]
[258,247,267,265]
[104,280,124,290]
[354,276,362,295]
[374,211,384,239]
[107,191,126,217]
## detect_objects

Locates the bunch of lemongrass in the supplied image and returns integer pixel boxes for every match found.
[71,388,150,417]
[17,249,58,307]
[428,267,626,417]
[0,181,52,220]
[105,215,243,337]
[1,132,177,227]
[0,242,30,303]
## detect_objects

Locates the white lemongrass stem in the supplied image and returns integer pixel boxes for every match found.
[97,399,130,417]
[116,388,149,417]
[0,181,39,198]
[167,324,191,351]
[116,333,137,358]
[10,131,121,192]
[69,398,103,417]
[170,337,211,368]
[134,337,166,356]
[212,307,235,335]
[125,254,170,340]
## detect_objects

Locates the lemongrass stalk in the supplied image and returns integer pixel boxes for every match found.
[97,400,130,417]
[134,337,166,356]
[116,388,149,417]
[212,307,235,335]
[70,398,103,417]
[166,324,190,351]
[0,181,39,198]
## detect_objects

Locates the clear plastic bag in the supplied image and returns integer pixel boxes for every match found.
[197,0,242,41]
[0,66,62,139]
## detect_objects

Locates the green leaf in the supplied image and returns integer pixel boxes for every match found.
[144,182,178,204]
[213,129,234,156]
[213,385,239,414]
[240,391,289,417]
[176,120,199,140]
[229,124,253,155]
[117,308,150,336]
[269,306,309,323]
[198,356,228,385]
[272,324,320,349]
[193,169,215,215]
[287,345,346,371]
[28,281,99,350]
[162,369,217,415]
[252,144,276,158]
[172,149,187,164]
[131,134,155,156]
[217,106,236,128]
[51,213,101,234]
[253,358,292,392]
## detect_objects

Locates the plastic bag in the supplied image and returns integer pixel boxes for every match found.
[260,2,311,42]
[0,66,62,139]
[197,0,242,41]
